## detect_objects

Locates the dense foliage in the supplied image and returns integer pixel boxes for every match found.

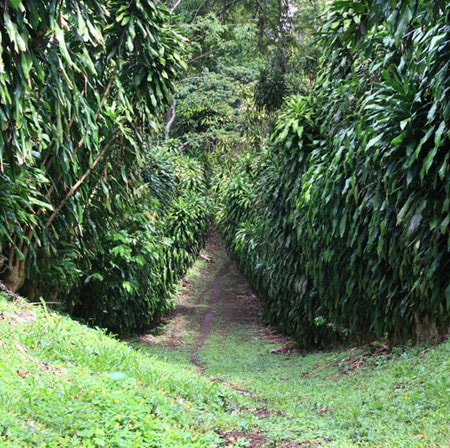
[216,0,450,346]
[71,149,210,334]
[2,0,447,344]
[166,0,322,157]
[0,0,211,335]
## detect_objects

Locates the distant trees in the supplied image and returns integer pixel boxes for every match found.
[163,0,323,172]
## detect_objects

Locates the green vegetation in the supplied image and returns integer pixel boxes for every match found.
[0,296,251,447]
[1,0,449,445]
[0,0,212,336]
[142,237,450,447]
[215,0,450,346]
[2,242,448,447]
[2,0,447,344]
[200,331,450,447]
[71,149,210,335]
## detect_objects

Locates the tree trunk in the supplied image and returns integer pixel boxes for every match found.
[2,258,26,293]
[0,240,28,293]
[165,98,177,141]
[414,312,440,343]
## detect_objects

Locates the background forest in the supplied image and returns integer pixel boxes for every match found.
[1,0,449,347]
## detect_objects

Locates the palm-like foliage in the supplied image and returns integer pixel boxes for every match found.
[71,148,210,335]
[0,0,185,292]
[0,0,213,335]
[216,0,450,346]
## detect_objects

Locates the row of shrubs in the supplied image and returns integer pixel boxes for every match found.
[69,148,211,336]
[215,0,450,346]
[0,1,212,336]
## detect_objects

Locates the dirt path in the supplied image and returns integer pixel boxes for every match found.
[144,230,272,359]
[140,231,308,447]
[190,258,234,367]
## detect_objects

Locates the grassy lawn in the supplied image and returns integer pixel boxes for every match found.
[0,245,449,448]
[198,329,449,447]
[0,297,253,447]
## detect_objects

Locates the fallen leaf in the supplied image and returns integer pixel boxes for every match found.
[315,406,329,415]
[17,370,28,378]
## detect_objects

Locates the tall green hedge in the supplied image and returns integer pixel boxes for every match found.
[71,149,210,336]
[0,0,186,295]
[216,0,450,346]
[0,1,214,336]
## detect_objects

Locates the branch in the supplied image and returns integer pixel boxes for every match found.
[45,143,110,228]
[169,0,182,13]
[188,49,215,64]
[165,97,177,141]
[193,0,208,21]
[44,78,114,203]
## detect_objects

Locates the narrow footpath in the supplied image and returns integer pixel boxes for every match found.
[139,230,310,447]
[136,230,450,448]
[142,230,283,368]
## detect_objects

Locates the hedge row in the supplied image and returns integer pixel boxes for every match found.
[215,0,450,346]
[71,149,210,336]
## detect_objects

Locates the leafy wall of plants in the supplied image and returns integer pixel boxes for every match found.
[0,0,212,335]
[71,149,210,335]
[216,0,450,346]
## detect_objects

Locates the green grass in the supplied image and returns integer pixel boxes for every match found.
[198,329,450,447]
[0,296,256,447]
[1,282,449,447]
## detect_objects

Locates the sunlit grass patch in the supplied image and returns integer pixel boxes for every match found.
[0,296,255,447]
[199,326,450,447]
[137,237,450,447]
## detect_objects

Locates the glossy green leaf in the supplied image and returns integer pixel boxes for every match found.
[8,0,22,9]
